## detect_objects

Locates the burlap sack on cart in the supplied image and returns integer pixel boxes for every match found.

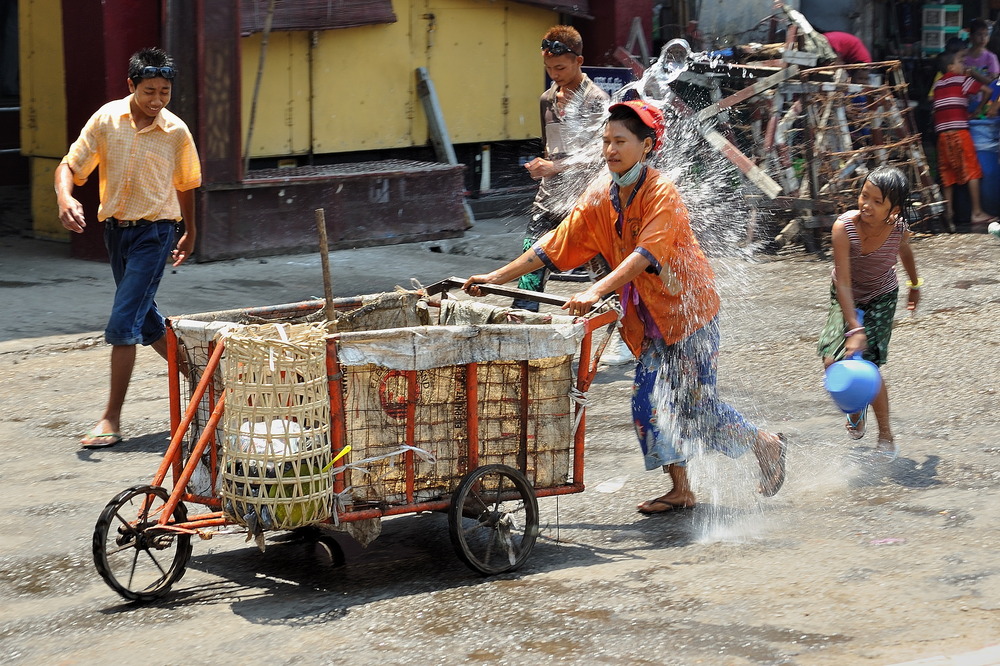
[336,301,584,503]
[219,322,334,531]
[170,291,423,499]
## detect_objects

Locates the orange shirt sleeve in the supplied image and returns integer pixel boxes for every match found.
[535,197,606,271]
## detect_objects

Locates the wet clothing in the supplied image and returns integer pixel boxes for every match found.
[932,73,982,133]
[516,75,608,309]
[632,319,757,470]
[937,129,984,186]
[817,284,897,366]
[536,166,758,467]
[529,74,610,230]
[830,210,908,303]
[818,210,908,366]
[535,167,720,351]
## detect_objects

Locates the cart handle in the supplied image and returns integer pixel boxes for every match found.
[424,276,573,308]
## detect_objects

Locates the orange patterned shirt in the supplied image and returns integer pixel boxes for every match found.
[537,168,720,349]
[61,96,201,222]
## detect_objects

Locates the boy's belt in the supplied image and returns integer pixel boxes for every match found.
[108,217,171,228]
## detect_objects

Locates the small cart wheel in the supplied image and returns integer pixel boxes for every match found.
[93,485,193,602]
[448,464,539,575]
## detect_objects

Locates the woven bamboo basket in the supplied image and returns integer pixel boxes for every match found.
[219,323,334,530]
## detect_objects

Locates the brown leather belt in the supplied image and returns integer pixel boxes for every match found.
[109,217,170,228]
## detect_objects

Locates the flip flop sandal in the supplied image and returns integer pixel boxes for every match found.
[759,433,787,498]
[637,497,697,514]
[80,432,123,449]
[846,406,868,440]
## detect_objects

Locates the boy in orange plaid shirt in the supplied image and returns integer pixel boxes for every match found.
[55,47,201,448]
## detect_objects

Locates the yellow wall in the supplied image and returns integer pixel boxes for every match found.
[19,0,68,239]
[241,0,554,158]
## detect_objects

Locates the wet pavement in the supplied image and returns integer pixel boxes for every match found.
[2,219,1000,665]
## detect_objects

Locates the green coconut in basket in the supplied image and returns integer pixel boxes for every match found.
[268,463,328,526]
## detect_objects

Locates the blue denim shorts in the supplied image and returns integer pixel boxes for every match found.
[103,221,176,346]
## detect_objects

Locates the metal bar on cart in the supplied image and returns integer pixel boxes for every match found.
[326,338,348,498]
[334,483,591,523]
[573,324,593,487]
[156,515,229,532]
[180,493,221,508]
[161,394,227,524]
[465,362,479,473]
[423,277,571,307]
[518,360,529,475]
[167,326,181,437]
[152,341,227,490]
[175,296,369,327]
[405,370,417,504]
[207,343,219,491]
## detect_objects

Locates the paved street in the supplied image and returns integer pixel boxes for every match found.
[2,222,1000,665]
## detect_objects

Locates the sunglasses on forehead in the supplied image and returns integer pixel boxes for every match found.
[138,66,176,80]
[541,39,579,56]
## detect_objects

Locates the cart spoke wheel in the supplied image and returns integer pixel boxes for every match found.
[449,464,539,575]
[93,485,192,602]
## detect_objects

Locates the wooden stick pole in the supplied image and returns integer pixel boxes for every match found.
[314,208,336,326]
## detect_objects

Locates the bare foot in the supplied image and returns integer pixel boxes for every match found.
[875,437,898,461]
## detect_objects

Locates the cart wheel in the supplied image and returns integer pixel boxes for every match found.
[92,485,192,602]
[448,464,539,575]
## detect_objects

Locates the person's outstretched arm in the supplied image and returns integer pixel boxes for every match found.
[562,252,652,316]
[463,246,549,293]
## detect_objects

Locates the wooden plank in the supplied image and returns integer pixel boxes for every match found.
[782,50,818,66]
[696,65,800,124]
[701,129,783,198]
[613,46,646,78]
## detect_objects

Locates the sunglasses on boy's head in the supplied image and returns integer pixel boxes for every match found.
[139,66,176,80]
[541,39,579,56]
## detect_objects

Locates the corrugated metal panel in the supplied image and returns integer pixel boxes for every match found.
[509,0,590,18]
[241,0,397,35]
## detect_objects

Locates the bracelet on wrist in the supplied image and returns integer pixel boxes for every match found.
[906,277,923,289]
[844,326,866,337]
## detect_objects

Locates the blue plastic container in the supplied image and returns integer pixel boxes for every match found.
[970,118,1000,216]
[823,310,883,414]
[824,353,883,414]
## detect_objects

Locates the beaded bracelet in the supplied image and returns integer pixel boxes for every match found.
[844,326,866,337]
[906,277,924,289]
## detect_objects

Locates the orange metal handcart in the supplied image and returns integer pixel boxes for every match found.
[91,279,618,601]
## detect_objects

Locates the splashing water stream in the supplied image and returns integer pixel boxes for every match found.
[552,40,845,543]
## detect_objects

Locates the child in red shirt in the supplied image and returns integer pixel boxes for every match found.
[931,50,999,227]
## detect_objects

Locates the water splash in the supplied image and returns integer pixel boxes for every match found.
[544,41,803,542]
